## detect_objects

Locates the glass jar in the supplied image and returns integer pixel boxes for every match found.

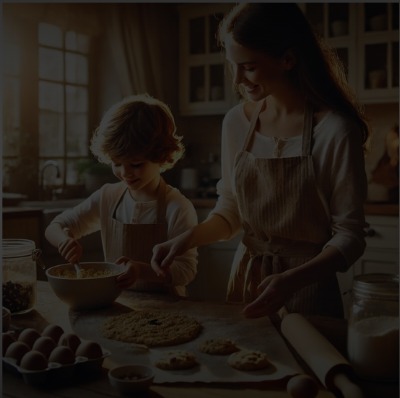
[2,239,39,314]
[347,273,399,382]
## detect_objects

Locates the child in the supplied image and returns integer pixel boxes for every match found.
[45,94,198,296]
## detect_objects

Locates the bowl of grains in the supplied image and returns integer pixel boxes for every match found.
[46,262,126,310]
[108,364,154,393]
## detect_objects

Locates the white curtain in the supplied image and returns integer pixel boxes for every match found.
[106,4,172,99]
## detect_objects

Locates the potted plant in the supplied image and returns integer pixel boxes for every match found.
[77,158,117,193]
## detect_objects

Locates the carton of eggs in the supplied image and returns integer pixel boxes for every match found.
[2,324,110,387]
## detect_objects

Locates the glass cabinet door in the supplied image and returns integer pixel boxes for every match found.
[301,2,398,103]
[302,3,356,89]
[179,5,237,115]
[359,3,399,102]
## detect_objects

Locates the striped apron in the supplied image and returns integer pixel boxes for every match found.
[227,99,344,317]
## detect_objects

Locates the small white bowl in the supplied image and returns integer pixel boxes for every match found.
[108,364,154,393]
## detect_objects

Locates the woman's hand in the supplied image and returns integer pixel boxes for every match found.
[115,256,141,289]
[151,229,193,277]
[243,271,296,318]
[58,238,83,265]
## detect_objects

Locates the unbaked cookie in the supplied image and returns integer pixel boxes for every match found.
[198,338,239,355]
[102,310,202,347]
[227,349,271,371]
[155,350,198,370]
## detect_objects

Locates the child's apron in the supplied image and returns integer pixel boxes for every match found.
[103,178,171,292]
[227,99,343,317]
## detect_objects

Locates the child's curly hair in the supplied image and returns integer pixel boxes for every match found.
[90,94,184,172]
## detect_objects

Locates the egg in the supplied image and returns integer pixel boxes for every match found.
[5,341,31,365]
[18,328,41,348]
[49,345,75,365]
[32,336,56,358]
[75,341,103,359]
[41,324,64,343]
[58,332,81,353]
[2,332,16,355]
[19,350,48,371]
[287,374,319,398]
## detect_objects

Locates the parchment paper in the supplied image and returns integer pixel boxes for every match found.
[70,291,303,384]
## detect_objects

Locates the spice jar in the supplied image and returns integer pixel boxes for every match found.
[347,273,399,382]
[2,239,39,314]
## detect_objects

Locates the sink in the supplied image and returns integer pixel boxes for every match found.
[18,198,85,210]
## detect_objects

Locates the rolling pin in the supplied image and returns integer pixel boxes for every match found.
[281,313,364,398]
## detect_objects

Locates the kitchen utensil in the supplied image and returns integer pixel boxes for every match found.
[74,263,82,278]
[180,168,198,190]
[281,313,364,398]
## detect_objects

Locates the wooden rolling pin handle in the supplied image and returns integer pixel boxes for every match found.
[332,372,365,398]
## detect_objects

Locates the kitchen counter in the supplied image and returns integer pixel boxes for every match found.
[190,197,217,208]
[3,281,336,398]
[189,199,400,216]
[3,200,398,215]
[2,206,43,215]
[364,202,399,216]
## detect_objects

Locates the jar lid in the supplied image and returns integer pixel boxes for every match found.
[2,239,35,258]
[353,273,399,300]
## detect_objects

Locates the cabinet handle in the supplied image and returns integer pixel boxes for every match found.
[365,228,376,237]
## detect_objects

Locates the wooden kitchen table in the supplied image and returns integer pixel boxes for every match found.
[2,281,335,398]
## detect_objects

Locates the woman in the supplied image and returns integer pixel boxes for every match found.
[152,3,369,317]
[45,94,198,296]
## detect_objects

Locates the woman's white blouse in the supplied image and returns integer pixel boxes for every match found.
[210,102,368,268]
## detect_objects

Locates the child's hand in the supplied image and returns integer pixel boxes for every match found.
[58,237,83,265]
[115,256,141,289]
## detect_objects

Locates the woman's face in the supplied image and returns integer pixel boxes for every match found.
[224,34,289,101]
[112,157,160,194]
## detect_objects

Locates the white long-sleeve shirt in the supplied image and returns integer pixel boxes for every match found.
[49,183,198,290]
[210,102,368,268]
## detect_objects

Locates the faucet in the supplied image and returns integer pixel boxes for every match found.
[40,160,61,199]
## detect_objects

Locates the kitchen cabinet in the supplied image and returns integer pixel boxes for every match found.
[2,209,42,246]
[2,208,44,279]
[178,4,240,116]
[337,214,399,317]
[356,214,399,274]
[188,207,242,301]
[300,3,399,103]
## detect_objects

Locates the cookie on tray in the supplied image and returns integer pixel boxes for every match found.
[102,309,202,347]
[155,350,198,370]
[198,338,239,355]
[227,349,271,371]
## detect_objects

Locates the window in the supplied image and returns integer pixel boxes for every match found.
[2,12,93,198]
[3,18,22,191]
[38,23,90,186]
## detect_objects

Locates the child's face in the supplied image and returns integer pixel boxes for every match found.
[112,157,160,193]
